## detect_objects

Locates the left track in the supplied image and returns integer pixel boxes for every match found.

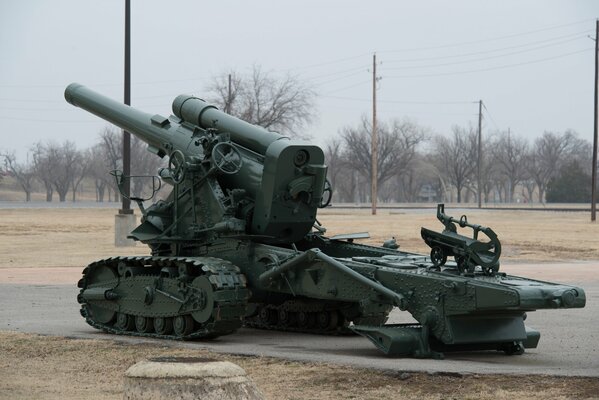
[77,256,249,340]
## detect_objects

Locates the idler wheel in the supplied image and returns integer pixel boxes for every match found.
[135,316,154,333]
[191,276,214,324]
[173,315,195,337]
[115,313,135,331]
[84,265,117,324]
[153,317,173,335]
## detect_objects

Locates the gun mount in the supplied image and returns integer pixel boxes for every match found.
[421,204,501,275]
[66,83,585,358]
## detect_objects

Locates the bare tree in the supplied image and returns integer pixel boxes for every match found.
[91,127,166,202]
[31,141,82,202]
[52,141,80,202]
[340,117,427,202]
[2,151,35,201]
[88,144,110,202]
[31,142,54,201]
[491,130,529,202]
[527,130,579,203]
[323,137,346,202]
[130,136,166,198]
[480,139,501,203]
[71,148,91,202]
[380,154,436,203]
[206,71,244,115]
[206,65,317,137]
[98,127,123,201]
[432,125,478,203]
[99,127,122,171]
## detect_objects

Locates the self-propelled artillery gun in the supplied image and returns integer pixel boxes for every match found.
[66,83,585,358]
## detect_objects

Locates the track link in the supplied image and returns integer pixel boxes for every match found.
[243,301,356,335]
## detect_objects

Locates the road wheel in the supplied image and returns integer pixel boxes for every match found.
[173,315,195,337]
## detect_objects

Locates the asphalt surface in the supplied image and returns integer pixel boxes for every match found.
[1,263,597,377]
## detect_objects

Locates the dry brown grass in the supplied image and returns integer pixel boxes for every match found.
[1,209,598,399]
[0,208,147,268]
[317,208,599,262]
[1,332,597,400]
[0,207,597,269]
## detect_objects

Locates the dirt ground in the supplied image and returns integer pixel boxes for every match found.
[0,207,597,268]
[318,207,599,262]
[1,332,598,400]
[1,206,598,399]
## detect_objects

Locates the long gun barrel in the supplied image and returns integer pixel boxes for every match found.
[65,83,178,157]
[65,83,327,243]
[65,83,289,157]
[172,95,287,155]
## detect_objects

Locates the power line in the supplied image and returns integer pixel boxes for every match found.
[382,30,592,64]
[0,76,210,89]
[321,95,477,105]
[0,97,65,104]
[382,35,590,70]
[323,80,372,95]
[378,18,594,54]
[263,19,596,73]
[0,116,100,123]
[284,53,372,71]
[308,69,369,86]
[385,48,592,79]
[0,106,68,111]
[481,102,501,131]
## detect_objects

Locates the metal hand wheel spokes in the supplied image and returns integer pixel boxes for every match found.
[430,246,447,267]
[318,178,333,208]
[168,150,186,184]
[211,142,243,175]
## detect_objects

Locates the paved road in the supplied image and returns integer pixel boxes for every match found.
[1,263,597,377]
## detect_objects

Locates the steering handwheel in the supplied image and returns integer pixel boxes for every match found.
[168,150,186,184]
[211,142,243,175]
[319,178,333,208]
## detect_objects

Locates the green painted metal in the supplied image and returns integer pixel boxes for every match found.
[422,204,501,274]
[66,83,586,358]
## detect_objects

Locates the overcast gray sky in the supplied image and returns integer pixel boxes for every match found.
[1,0,598,160]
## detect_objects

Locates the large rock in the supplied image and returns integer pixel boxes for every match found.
[124,357,264,400]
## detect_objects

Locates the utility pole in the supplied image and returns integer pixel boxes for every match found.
[371,53,378,215]
[477,99,482,209]
[507,127,511,202]
[115,0,135,246]
[226,73,232,114]
[122,0,131,214]
[592,19,598,222]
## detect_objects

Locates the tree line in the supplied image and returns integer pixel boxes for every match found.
[1,66,594,204]
[2,128,163,202]
[326,121,592,204]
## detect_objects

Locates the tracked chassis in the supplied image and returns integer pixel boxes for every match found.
[67,83,586,358]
